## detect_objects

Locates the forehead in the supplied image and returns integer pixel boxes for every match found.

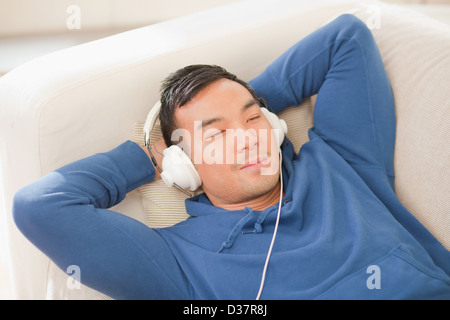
[174,78,255,125]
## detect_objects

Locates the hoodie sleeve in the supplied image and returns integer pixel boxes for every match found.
[13,140,191,299]
[250,14,396,178]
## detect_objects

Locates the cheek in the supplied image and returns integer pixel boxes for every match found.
[195,162,226,181]
[201,137,227,165]
[195,163,238,182]
[195,163,236,191]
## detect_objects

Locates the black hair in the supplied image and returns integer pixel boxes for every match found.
[159,64,259,147]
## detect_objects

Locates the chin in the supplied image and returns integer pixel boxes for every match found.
[238,175,279,199]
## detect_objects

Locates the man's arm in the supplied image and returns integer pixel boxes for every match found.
[250,14,396,178]
[13,140,191,299]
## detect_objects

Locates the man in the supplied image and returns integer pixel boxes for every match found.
[13,14,450,299]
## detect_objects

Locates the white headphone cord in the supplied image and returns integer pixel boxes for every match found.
[256,150,283,300]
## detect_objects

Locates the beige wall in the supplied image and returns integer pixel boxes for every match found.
[0,0,243,37]
[2,0,449,37]
[383,0,450,2]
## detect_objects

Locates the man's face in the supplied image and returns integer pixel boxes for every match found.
[173,78,280,208]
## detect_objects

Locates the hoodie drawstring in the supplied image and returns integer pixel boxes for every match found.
[217,206,276,253]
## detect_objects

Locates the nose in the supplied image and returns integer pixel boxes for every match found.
[234,128,258,154]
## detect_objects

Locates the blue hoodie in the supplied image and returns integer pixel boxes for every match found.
[13,14,450,299]
[154,133,450,299]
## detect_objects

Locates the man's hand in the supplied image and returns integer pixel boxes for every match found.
[141,138,167,180]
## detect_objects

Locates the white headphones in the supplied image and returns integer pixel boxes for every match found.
[143,99,287,192]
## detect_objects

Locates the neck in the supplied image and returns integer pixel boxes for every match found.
[213,180,283,212]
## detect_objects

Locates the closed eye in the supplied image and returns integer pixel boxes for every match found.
[212,130,224,137]
[247,115,261,122]
[205,129,225,140]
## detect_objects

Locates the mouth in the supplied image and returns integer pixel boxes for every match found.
[239,156,270,171]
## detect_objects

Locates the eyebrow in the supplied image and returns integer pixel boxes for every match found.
[196,99,258,130]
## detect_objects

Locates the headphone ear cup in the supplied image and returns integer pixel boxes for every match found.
[260,108,288,146]
[160,145,202,191]
[143,101,202,191]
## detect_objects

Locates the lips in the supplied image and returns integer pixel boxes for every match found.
[239,156,270,171]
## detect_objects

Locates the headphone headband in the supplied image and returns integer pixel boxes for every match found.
[143,100,162,147]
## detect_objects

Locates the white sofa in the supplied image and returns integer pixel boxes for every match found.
[1,0,449,299]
